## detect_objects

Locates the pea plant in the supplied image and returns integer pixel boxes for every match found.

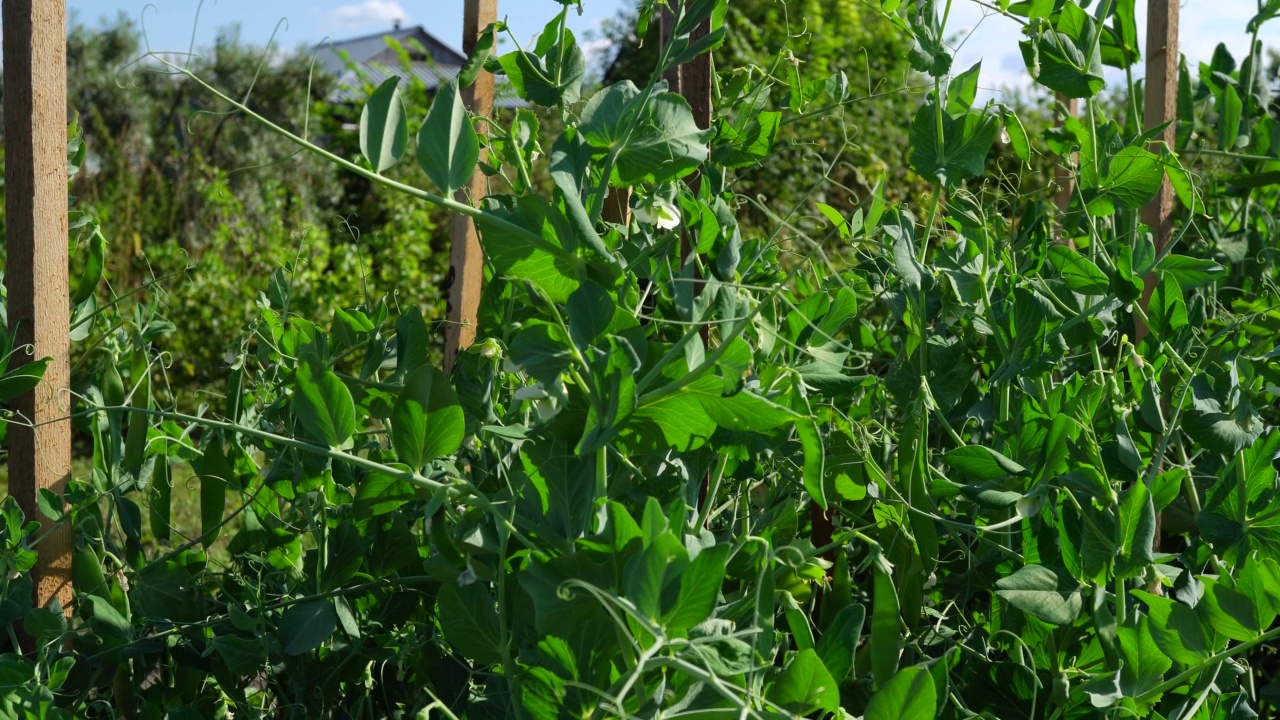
[3,0,1280,717]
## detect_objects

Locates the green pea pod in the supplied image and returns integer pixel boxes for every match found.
[781,591,815,652]
[871,563,901,689]
[149,450,172,543]
[101,362,125,408]
[72,227,105,305]
[122,351,151,481]
[72,544,111,602]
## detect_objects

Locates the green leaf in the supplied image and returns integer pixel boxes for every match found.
[1085,146,1164,216]
[1115,483,1155,578]
[816,203,850,239]
[947,62,982,114]
[1117,617,1173,700]
[1200,579,1260,641]
[944,445,1028,480]
[995,564,1083,625]
[1048,245,1111,295]
[567,281,615,348]
[292,356,356,448]
[439,580,503,666]
[909,102,1001,184]
[359,76,408,173]
[354,468,421,517]
[390,366,464,470]
[278,600,337,655]
[417,79,479,194]
[665,544,730,632]
[1158,255,1226,290]
[1019,3,1106,98]
[0,358,48,403]
[816,603,864,684]
[211,635,265,677]
[767,648,840,714]
[580,81,712,186]
[1132,589,1209,667]
[321,523,363,592]
[1181,376,1263,455]
[865,666,937,720]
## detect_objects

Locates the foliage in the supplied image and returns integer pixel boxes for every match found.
[600,0,928,225]
[0,15,452,392]
[2,0,1280,718]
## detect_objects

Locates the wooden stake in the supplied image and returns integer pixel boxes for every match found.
[443,0,498,372]
[3,0,72,614]
[1136,0,1179,344]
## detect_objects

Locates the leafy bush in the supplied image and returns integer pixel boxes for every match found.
[3,1,1280,718]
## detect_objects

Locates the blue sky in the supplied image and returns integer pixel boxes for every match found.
[66,1,627,60]
[65,0,1280,96]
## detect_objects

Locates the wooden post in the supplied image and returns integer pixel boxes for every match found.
[443,0,498,372]
[4,0,72,614]
[1136,0,1179,344]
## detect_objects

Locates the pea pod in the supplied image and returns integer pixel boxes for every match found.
[72,544,111,603]
[122,350,151,482]
[870,561,901,689]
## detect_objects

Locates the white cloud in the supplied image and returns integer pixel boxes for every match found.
[323,0,410,30]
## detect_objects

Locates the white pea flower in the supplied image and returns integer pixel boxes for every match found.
[634,195,681,230]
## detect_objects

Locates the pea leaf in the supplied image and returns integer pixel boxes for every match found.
[1158,255,1226,290]
[1132,590,1209,667]
[1199,579,1260,641]
[865,666,937,720]
[944,445,1028,480]
[1048,245,1111,295]
[1085,146,1164,216]
[664,544,730,632]
[995,564,1083,626]
[439,581,503,666]
[359,76,408,173]
[580,81,712,186]
[417,79,479,194]
[1019,2,1105,98]
[292,356,356,448]
[390,366,465,470]
[278,600,337,655]
[0,358,48,404]
[909,101,1001,185]
[767,648,840,714]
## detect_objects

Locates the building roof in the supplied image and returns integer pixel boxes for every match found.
[315,25,466,77]
[316,24,522,108]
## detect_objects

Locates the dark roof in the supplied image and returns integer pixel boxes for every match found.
[317,25,523,108]
[314,25,466,76]
[330,62,525,109]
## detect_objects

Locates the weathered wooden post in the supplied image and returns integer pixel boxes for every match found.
[1137,0,1179,343]
[3,0,72,613]
[443,0,498,372]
